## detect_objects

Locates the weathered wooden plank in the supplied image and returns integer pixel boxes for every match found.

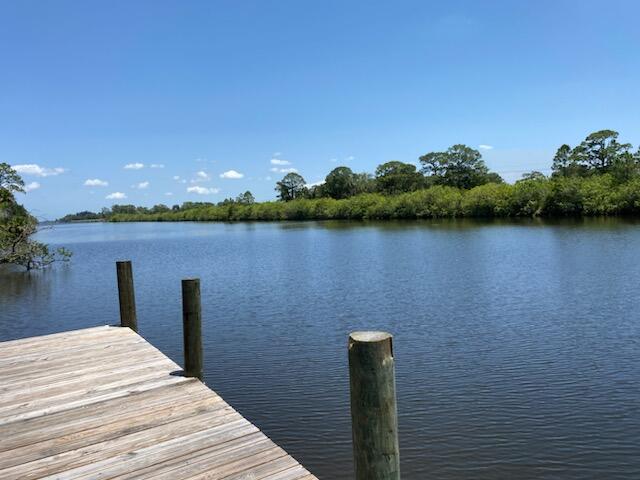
[0,380,207,451]
[261,465,315,480]
[0,334,163,372]
[187,447,293,480]
[0,355,176,400]
[34,419,254,480]
[76,433,272,480]
[0,326,111,349]
[0,326,318,480]
[0,344,165,386]
[0,326,127,357]
[0,375,191,426]
[0,395,227,470]
[0,358,176,407]
[0,364,181,417]
[112,432,269,480]
[223,455,305,480]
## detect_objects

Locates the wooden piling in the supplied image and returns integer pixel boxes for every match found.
[116,261,138,332]
[181,278,203,381]
[348,331,400,480]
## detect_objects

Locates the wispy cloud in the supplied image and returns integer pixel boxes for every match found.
[220,170,244,179]
[479,144,494,150]
[192,171,210,182]
[12,164,66,177]
[150,164,165,168]
[272,152,282,157]
[134,181,150,189]
[270,167,299,173]
[84,178,108,187]
[124,163,144,170]
[270,158,291,166]
[187,186,219,195]
[24,181,40,192]
[345,155,355,161]
[165,192,174,196]
[329,158,338,163]
[106,192,127,199]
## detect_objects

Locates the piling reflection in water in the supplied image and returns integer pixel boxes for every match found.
[1,219,639,479]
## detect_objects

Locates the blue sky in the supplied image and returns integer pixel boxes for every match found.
[2,0,639,218]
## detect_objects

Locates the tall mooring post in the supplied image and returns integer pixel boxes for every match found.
[181,278,203,381]
[116,261,138,332]
[348,331,400,480]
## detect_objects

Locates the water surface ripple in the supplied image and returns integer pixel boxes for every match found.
[1,219,638,479]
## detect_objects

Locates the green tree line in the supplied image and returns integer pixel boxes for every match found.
[64,130,640,222]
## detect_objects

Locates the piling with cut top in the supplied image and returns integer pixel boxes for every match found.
[116,261,138,332]
[348,331,400,480]
[181,278,203,381]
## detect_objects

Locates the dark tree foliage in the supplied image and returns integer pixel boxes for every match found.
[517,171,547,183]
[375,161,424,195]
[276,173,307,201]
[58,210,103,222]
[236,191,255,205]
[552,130,635,178]
[61,128,640,223]
[353,172,376,194]
[324,167,356,199]
[1,163,71,270]
[419,144,502,189]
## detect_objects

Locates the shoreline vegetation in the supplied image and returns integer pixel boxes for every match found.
[60,130,640,223]
[1,164,71,270]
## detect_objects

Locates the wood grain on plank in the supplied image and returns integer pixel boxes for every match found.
[0,326,318,480]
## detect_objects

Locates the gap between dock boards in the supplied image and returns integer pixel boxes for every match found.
[0,325,318,480]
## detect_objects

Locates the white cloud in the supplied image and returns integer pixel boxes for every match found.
[192,171,210,182]
[270,158,291,166]
[84,178,108,187]
[150,164,165,168]
[270,167,299,173]
[479,144,494,150]
[106,192,127,200]
[265,176,272,181]
[187,186,219,195]
[134,181,150,189]
[220,170,244,179]
[329,158,338,163]
[165,192,174,196]
[124,163,144,170]
[24,181,40,192]
[272,152,282,157]
[345,155,355,161]
[173,175,181,180]
[12,164,66,177]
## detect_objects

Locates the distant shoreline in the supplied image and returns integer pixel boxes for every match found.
[59,175,640,223]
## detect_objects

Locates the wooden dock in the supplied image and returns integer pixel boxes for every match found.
[0,325,318,480]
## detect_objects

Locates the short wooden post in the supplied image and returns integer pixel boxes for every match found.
[116,261,138,332]
[181,278,203,381]
[348,331,400,480]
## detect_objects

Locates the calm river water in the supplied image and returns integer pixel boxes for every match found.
[1,220,639,479]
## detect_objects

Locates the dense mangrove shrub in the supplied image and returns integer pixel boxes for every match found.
[108,175,640,223]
